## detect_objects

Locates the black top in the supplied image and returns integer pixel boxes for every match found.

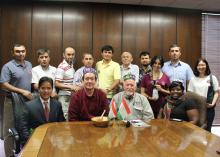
[162,98,198,122]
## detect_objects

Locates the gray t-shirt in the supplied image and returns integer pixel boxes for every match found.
[0,59,32,91]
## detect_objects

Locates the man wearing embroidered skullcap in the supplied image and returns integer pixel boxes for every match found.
[68,67,109,121]
[108,74,154,120]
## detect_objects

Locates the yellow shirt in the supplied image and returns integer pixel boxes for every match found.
[96,60,121,98]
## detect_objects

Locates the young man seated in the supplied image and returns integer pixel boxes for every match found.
[20,77,65,146]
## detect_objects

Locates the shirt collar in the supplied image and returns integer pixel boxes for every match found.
[12,59,26,67]
[40,97,50,108]
[121,64,132,70]
[101,59,112,66]
[169,60,181,67]
[83,88,96,98]
[40,65,50,71]
[63,59,73,67]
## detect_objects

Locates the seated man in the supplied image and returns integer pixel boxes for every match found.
[68,68,109,121]
[108,74,154,120]
[20,77,65,146]
[73,53,96,91]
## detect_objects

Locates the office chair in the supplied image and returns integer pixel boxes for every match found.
[181,91,207,129]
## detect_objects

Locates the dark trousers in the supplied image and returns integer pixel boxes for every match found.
[206,107,215,132]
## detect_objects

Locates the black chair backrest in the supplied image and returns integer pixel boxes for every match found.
[181,91,207,129]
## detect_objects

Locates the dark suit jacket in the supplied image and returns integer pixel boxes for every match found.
[20,97,65,145]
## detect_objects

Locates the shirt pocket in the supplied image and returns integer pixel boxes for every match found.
[133,101,143,111]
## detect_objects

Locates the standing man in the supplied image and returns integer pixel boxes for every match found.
[68,68,109,121]
[32,48,57,97]
[73,53,95,91]
[108,74,154,120]
[0,44,33,157]
[55,47,76,119]
[162,44,194,90]
[139,51,151,85]
[96,45,121,102]
[20,77,65,146]
[120,51,139,91]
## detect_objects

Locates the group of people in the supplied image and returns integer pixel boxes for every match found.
[0,43,219,156]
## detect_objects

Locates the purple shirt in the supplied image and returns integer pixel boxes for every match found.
[0,59,32,91]
[68,88,109,121]
[141,73,170,117]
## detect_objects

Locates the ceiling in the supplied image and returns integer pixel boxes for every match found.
[44,0,220,12]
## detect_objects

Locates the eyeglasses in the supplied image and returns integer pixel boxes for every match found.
[14,50,26,53]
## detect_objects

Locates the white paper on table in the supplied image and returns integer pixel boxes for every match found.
[129,120,151,128]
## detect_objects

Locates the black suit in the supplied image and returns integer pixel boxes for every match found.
[20,97,65,145]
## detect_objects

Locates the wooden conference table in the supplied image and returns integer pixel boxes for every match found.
[20,119,220,157]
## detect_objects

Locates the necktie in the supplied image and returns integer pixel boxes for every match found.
[43,101,49,121]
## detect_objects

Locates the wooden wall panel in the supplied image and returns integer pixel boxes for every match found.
[0,2,201,72]
[0,4,31,68]
[32,4,62,67]
[177,10,201,67]
[122,6,150,65]
[63,4,93,69]
[93,4,122,63]
[150,9,177,61]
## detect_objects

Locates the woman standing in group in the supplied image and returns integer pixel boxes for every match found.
[188,58,219,132]
[141,56,170,118]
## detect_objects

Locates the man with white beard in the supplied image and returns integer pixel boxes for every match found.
[108,74,154,120]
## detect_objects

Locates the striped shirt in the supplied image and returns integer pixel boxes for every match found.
[55,59,75,96]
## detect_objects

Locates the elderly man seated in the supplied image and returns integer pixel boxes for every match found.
[68,68,109,121]
[108,74,154,120]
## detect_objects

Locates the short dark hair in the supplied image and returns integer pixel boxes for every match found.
[139,51,150,58]
[169,44,181,51]
[12,44,25,51]
[150,56,164,68]
[101,45,114,53]
[193,58,211,77]
[169,81,184,92]
[38,77,53,88]
[37,48,50,57]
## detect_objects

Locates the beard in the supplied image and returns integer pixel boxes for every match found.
[66,58,74,65]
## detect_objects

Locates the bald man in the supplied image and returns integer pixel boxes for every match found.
[55,47,77,119]
[119,51,139,91]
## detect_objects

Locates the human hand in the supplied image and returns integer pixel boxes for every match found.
[206,103,214,108]
[155,84,162,92]
[148,96,157,101]
[51,92,58,98]
[22,90,33,100]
